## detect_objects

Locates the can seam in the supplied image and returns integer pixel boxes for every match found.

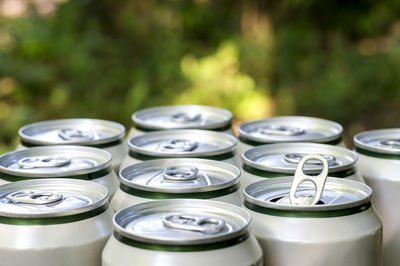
[128,151,236,161]
[355,147,400,160]
[20,139,123,149]
[238,136,342,146]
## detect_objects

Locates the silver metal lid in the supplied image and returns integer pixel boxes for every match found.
[19,119,125,145]
[120,159,240,193]
[128,130,237,157]
[113,199,250,245]
[132,105,232,130]
[244,177,371,211]
[0,146,111,177]
[243,143,357,174]
[354,129,400,155]
[0,179,108,218]
[238,116,342,143]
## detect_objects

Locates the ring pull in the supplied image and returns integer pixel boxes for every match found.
[18,156,71,169]
[379,139,400,149]
[58,129,95,141]
[284,153,336,166]
[158,139,198,152]
[163,166,199,181]
[171,112,202,123]
[289,154,328,205]
[259,125,305,136]
[162,214,225,234]
[6,190,63,205]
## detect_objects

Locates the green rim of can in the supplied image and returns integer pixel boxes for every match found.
[0,166,113,182]
[134,123,232,132]
[128,151,236,161]
[242,164,356,178]
[20,139,123,149]
[355,147,400,160]
[244,201,371,218]
[238,136,342,146]
[114,231,250,252]
[119,183,240,199]
[0,203,109,225]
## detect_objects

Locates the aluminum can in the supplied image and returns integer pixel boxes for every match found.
[243,155,382,266]
[121,129,240,170]
[0,145,119,197]
[111,158,242,211]
[18,118,127,171]
[241,142,363,188]
[354,129,400,266]
[0,178,114,266]
[128,105,234,139]
[237,116,344,157]
[102,199,263,266]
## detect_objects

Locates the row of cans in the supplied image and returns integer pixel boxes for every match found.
[1,104,399,265]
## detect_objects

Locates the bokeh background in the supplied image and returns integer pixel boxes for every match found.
[1,0,400,153]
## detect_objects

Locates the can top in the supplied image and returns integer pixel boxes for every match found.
[0,179,108,218]
[128,130,237,157]
[120,159,240,193]
[354,128,400,155]
[0,146,111,177]
[132,105,232,130]
[113,199,250,245]
[243,143,357,174]
[244,177,371,211]
[238,116,342,144]
[19,118,125,146]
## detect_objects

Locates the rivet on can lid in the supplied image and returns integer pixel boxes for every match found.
[289,154,328,205]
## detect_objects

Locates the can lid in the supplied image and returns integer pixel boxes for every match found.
[0,179,108,218]
[120,159,240,193]
[238,116,342,144]
[19,119,125,146]
[244,177,371,211]
[243,143,357,174]
[113,199,250,245]
[0,146,111,177]
[354,129,400,155]
[128,130,237,157]
[132,105,232,130]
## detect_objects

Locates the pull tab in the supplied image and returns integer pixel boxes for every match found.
[58,129,95,141]
[289,154,328,205]
[162,214,225,234]
[284,153,336,166]
[379,139,400,149]
[18,156,71,169]
[159,139,198,152]
[6,190,63,205]
[163,166,199,181]
[259,125,305,136]
[171,112,202,123]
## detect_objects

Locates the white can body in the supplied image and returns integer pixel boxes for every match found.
[246,206,382,266]
[0,208,114,266]
[102,233,263,266]
[357,153,400,266]
[110,188,243,212]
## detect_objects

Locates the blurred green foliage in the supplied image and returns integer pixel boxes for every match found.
[1,0,400,152]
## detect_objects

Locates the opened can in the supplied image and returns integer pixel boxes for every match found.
[0,145,119,197]
[18,118,127,171]
[128,105,234,139]
[111,158,242,212]
[121,129,239,170]
[237,116,344,157]
[243,155,382,266]
[0,178,113,266]
[241,142,363,188]
[102,199,263,266]
[354,129,400,266]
